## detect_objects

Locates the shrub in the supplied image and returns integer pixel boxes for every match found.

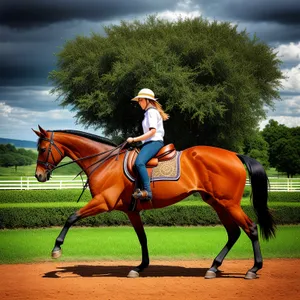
[1,190,299,204]
[0,190,91,203]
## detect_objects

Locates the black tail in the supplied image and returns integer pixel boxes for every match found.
[237,154,276,240]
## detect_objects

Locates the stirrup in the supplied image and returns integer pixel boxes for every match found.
[132,189,152,201]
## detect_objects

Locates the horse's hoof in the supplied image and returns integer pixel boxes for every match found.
[127,270,140,278]
[205,270,217,279]
[245,271,257,280]
[51,249,62,259]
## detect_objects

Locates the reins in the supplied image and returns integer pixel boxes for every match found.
[72,141,128,203]
[52,142,127,173]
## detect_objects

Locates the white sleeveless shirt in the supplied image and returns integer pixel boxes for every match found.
[142,107,164,143]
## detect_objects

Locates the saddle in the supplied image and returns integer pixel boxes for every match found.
[125,143,179,212]
[126,143,176,177]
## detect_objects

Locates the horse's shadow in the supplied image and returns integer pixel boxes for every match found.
[43,264,245,279]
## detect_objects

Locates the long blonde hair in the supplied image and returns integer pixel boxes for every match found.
[149,100,169,121]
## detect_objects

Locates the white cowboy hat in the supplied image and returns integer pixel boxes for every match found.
[131,88,158,101]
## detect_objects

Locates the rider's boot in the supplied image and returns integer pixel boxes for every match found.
[132,188,152,201]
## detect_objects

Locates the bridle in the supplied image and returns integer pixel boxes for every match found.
[37,132,64,173]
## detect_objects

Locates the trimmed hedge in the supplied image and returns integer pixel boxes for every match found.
[0,189,299,229]
[1,204,300,229]
[0,190,91,203]
[268,192,300,202]
[0,189,299,203]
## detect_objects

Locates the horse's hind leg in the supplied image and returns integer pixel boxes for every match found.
[126,211,150,278]
[205,198,241,279]
[225,204,263,279]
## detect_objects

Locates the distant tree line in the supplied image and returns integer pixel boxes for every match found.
[243,119,300,177]
[0,144,36,170]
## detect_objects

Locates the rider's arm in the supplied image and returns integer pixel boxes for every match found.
[133,128,156,142]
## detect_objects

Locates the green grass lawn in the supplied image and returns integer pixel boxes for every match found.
[0,225,299,264]
[1,200,300,208]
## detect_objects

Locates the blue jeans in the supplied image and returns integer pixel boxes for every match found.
[134,141,164,192]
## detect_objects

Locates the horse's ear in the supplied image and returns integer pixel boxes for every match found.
[32,128,42,137]
[38,125,48,137]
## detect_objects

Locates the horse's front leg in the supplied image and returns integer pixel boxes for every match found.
[52,212,81,258]
[52,193,113,259]
[126,211,149,278]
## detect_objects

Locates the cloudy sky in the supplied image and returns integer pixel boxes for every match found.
[0,0,299,141]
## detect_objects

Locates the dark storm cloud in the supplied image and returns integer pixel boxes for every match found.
[0,0,176,29]
[0,65,49,86]
[223,0,300,25]
[0,86,58,111]
[235,22,300,45]
[0,20,107,86]
[193,0,300,44]
[1,0,299,88]
[195,0,300,25]
[0,0,176,86]
[0,39,55,86]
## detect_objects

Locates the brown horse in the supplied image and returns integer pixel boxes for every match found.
[33,125,276,279]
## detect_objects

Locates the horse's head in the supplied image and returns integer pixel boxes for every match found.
[32,125,65,182]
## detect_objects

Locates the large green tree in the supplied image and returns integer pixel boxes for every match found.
[243,131,269,168]
[262,119,291,167]
[262,120,300,177]
[49,16,282,150]
[273,137,300,177]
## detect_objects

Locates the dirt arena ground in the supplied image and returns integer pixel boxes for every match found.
[1,259,299,300]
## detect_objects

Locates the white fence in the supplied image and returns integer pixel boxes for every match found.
[0,176,299,191]
[0,176,87,190]
[267,178,300,192]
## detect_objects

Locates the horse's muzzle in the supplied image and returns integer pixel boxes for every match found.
[35,171,50,182]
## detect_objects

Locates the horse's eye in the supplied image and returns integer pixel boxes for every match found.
[40,148,46,153]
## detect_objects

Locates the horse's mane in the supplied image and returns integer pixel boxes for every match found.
[51,130,118,147]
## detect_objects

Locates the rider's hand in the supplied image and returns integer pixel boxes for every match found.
[127,137,135,143]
